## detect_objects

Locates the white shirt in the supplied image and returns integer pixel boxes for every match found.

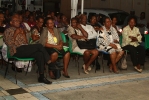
[47,31,57,45]
[81,24,97,39]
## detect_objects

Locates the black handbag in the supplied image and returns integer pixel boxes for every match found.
[74,29,96,49]
[76,39,96,49]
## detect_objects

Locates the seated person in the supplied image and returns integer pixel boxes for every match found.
[27,14,36,28]
[31,16,44,43]
[122,16,145,73]
[67,17,98,74]
[111,16,122,36]
[97,17,124,73]
[3,14,53,84]
[89,15,101,32]
[0,12,6,47]
[39,17,70,79]
[0,12,6,35]
[19,14,31,32]
[89,15,102,70]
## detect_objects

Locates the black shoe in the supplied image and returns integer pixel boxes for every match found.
[63,74,70,78]
[38,77,52,84]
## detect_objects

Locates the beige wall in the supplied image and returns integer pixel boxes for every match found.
[60,0,149,22]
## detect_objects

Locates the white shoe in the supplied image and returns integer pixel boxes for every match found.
[83,65,89,74]
[88,66,92,71]
[134,67,142,73]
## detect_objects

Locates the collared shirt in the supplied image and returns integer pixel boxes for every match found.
[122,25,142,47]
[81,24,97,39]
[4,27,28,56]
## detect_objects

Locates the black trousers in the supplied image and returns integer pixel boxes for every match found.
[13,44,49,73]
[122,45,145,66]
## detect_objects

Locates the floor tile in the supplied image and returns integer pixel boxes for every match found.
[72,81,92,86]
[59,82,78,88]
[43,84,63,90]
[0,97,5,100]
[0,91,5,96]
[13,93,37,100]
[30,92,49,100]
[23,88,32,92]
[28,86,48,92]
[0,81,20,90]
[1,90,10,96]
[6,88,28,95]
[3,95,16,100]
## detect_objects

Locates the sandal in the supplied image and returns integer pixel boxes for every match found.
[88,66,92,71]
[134,67,142,73]
[83,65,89,74]
[109,64,113,72]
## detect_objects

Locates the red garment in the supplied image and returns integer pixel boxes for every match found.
[27,21,36,28]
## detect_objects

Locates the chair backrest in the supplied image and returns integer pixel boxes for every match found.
[144,34,149,49]
[7,46,12,58]
[60,32,67,43]
[68,38,73,53]
[119,35,122,46]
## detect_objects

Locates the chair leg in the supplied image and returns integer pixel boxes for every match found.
[95,59,97,73]
[14,61,17,84]
[101,54,104,73]
[0,52,3,69]
[4,60,9,78]
[76,55,80,75]
[25,61,31,76]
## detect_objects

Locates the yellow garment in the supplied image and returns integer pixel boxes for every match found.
[53,36,58,44]
[122,25,142,47]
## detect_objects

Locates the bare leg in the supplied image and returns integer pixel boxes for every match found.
[85,49,99,69]
[63,52,70,76]
[83,51,91,70]
[49,52,58,78]
[110,52,118,73]
[115,51,125,63]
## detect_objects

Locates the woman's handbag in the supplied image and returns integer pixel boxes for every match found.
[120,52,127,70]
[76,39,96,49]
[74,29,96,49]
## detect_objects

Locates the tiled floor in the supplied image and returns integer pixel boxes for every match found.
[0,56,149,100]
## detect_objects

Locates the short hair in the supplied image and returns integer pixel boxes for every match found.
[44,17,54,25]
[28,14,34,18]
[127,16,137,23]
[9,13,19,21]
[36,16,44,21]
[90,15,96,20]
[111,16,117,20]
[71,17,78,22]
[103,16,110,23]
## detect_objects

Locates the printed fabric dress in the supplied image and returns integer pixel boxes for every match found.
[96,26,122,54]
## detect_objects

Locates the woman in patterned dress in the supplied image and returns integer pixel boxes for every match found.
[96,17,124,73]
